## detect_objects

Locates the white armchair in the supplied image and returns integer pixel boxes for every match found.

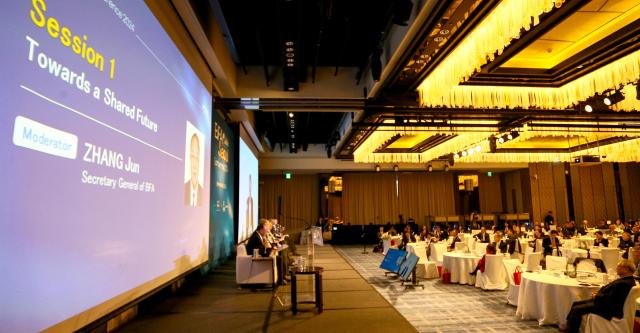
[582,285,640,333]
[475,254,507,290]
[235,243,277,286]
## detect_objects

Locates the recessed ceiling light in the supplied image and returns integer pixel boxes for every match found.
[585,105,593,112]
[285,41,294,46]
[286,52,294,57]
[434,36,444,42]
[440,29,449,34]
[288,112,294,118]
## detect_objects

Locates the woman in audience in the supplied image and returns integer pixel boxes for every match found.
[529,229,544,252]
[511,223,524,238]
[593,230,609,247]
[420,225,430,241]
[401,224,416,250]
[470,243,496,275]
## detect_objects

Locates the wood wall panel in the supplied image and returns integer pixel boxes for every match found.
[620,163,640,219]
[479,174,502,213]
[570,163,618,224]
[529,163,569,223]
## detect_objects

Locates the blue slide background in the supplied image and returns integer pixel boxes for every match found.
[0,1,212,332]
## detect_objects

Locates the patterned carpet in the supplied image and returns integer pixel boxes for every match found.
[335,246,559,333]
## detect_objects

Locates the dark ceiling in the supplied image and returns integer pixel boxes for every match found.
[218,0,393,68]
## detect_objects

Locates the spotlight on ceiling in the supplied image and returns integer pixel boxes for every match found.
[375,165,381,172]
[461,150,467,157]
[585,104,593,113]
[454,152,460,159]
[467,148,474,155]
[507,133,513,140]
[498,137,505,144]
[444,163,450,172]
[604,90,625,106]
[427,164,433,172]
[393,165,399,172]
[288,112,294,118]
[475,145,482,152]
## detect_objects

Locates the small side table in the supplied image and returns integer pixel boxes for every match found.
[290,266,323,314]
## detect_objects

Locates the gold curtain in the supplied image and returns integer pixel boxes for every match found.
[342,172,455,225]
[259,174,319,232]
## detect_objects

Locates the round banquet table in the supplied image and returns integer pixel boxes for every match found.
[516,271,601,327]
[442,252,481,285]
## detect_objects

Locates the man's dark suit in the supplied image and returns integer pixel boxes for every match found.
[566,276,636,333]
[245,231,271,257]
[507,236,522,255]
[474,232,490,243]
[542,236,562,256]
[492,240,507,253]
[594,238,609,247]
[184,182,203,206]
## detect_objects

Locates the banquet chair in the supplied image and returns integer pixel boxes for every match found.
[235,243,277,285]
[413,243,439,279]
[502,259,521,306]
[582,285,640,333]
[475,254,507,290]
[600,248,622,273]
[523,252,543,272]
[546,255,568,271]
[430,242,447,272]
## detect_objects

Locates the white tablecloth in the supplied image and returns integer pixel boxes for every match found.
[574,237,595,249]
[406,242,428,262]
[516,271,600,327]
[442,252,481,285]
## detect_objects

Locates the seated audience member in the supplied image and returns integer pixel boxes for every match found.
[506,229,523,256]
[614,218,623,229]
[470,243,497,275]
[542,230,562,256]
[632,247,640,278]
[528,230,543,252]
[564,260,637,333]
[593,230,609,247]
[623,220,633,234]
[607,224,619,237]
[619,232,634,259]
[562,221,576,238]
[474,226,491,243]
[420,225,430,241]
[512,223,525,238]
[388,225,398,236]
[492,231,508,254]
[632,225,640,243]
[448,229,462,251]
[401,225,416,250]
[576,220,588,236]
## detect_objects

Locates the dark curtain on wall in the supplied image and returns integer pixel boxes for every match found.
[341,172,455,225]
[259,174,320,232]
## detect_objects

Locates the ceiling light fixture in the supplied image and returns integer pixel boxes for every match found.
[288,112,294,118]
[427,164,433,172]
[285,41,294,46]
[585,104,593,113]
[375,165,380,172]
[475,145,481,152]
[604,90,625,106]
[393,165,399,172]
[444,163,450,172]
[454,153,460,159]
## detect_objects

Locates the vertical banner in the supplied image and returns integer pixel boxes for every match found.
[210,110,235,266]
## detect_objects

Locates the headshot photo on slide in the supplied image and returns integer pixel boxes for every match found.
[184,121,204,207]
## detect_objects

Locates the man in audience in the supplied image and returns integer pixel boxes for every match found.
[529,229,544,252]
[492,231,507,254]
[562,221,576,238]
[632,225,640,243]
[474,226,491,243]
[607,224,619,237]
[506,229,523,257]
[564,259,637,333]
[576,220,588,236]
[593,230,609,247]
[448,229,461,251]
[619,232,634,259]
[542,230,562,256]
